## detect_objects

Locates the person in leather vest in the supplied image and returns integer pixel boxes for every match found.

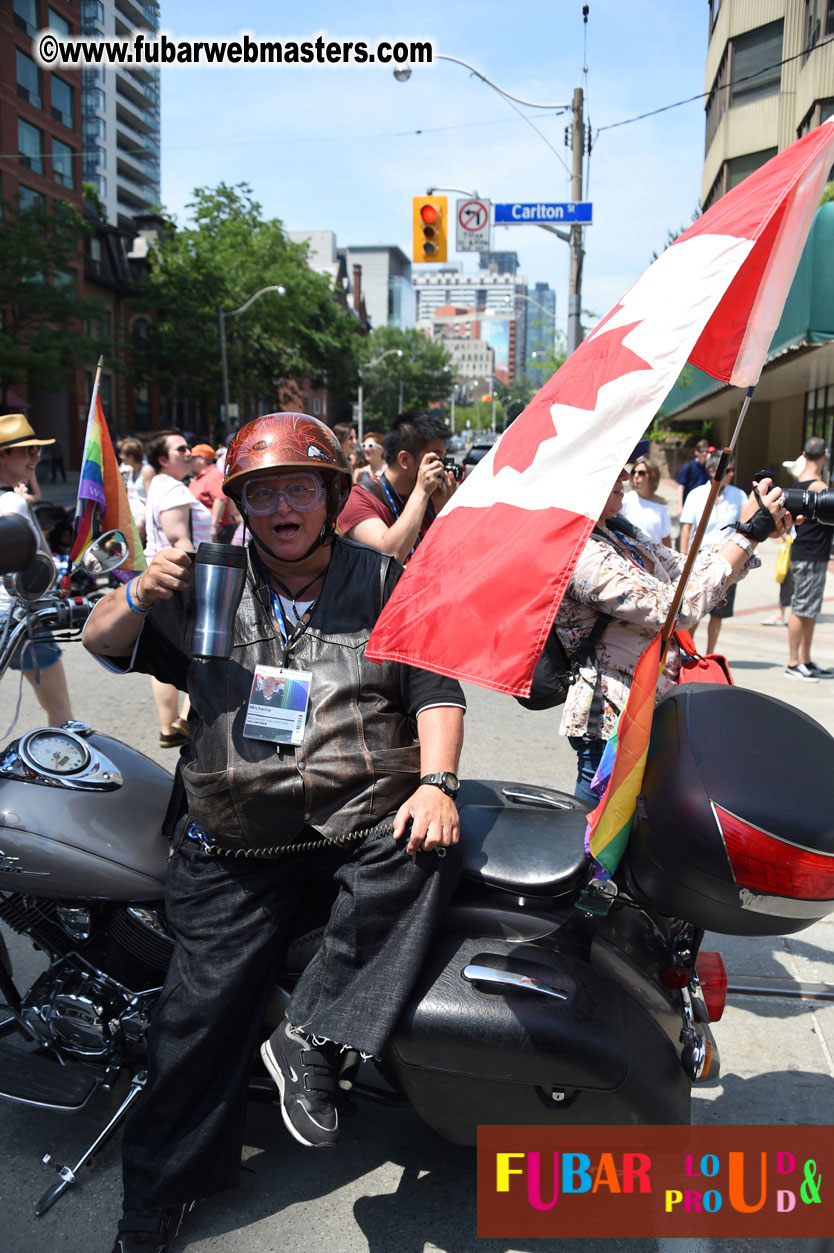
[84,412,465,1253]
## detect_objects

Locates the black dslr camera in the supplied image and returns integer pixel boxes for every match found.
[753,471,834,526]
[444,457,464,483]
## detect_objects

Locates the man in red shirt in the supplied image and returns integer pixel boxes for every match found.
[337,412,456,564]
[189,444,236,541]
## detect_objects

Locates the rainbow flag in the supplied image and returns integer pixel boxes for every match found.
[70,385,145,583]
[585,632,663,877]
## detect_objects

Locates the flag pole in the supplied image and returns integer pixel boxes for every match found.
[660,385,756,657]
[67,357,105,581]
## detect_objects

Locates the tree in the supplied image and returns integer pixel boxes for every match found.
[359,327,452,427]
[133,183,360,436]
[0,196,105,409]
[495,375,536,425]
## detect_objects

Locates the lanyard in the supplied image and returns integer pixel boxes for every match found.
[608,527,646,569]
[379,473,403,519]
[379,473,429,559]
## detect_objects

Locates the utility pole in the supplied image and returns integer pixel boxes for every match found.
[567,85,585,357]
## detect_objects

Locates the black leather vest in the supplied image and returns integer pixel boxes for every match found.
[179,539,421,852]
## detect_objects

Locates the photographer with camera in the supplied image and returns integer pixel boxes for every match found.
[338,411,457,564]
[784,436,833,682]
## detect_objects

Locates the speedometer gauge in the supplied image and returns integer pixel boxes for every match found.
[19,730,91,776]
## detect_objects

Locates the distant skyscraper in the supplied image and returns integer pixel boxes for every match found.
[81,0,161,228]
[478,251,520,275]
[413,268,528,379]
[525,282,557,385]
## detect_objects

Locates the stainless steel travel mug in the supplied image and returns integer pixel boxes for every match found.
[191,543,247,659]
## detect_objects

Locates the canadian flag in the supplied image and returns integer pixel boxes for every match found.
[367,121,834,695]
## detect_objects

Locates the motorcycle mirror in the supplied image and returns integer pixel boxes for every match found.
[81,530,130,575]
[0,515,37,575]
[3,551,58,602]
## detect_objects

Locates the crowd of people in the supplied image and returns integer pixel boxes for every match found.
[1,406,832,1252]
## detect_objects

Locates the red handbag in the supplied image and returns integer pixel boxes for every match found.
[673,628,734,686]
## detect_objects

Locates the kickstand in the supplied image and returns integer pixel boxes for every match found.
[35,1070,147,1216]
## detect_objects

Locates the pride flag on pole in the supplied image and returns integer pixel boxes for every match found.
[584,632,663,876]
[70,378,145,583]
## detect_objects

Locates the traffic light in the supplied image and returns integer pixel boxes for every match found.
[413,195,447,263]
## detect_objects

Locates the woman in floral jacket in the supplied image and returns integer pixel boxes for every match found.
[554,466,790,805]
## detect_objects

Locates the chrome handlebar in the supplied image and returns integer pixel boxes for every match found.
[0,595,96,679]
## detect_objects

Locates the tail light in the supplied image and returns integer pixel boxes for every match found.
[713,803,834,901]
[696,950,727,1021]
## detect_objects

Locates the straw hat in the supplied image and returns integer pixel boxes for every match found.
[0,413,55,451]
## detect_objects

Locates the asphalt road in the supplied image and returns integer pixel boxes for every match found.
[1,546,833,1252]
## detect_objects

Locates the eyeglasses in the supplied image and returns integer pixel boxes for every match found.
[363,441,382,451]
[632,469,647,477]
[243,473,326,515]
[169,443,190,454]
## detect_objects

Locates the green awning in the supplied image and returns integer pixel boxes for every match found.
[662,199,834,417]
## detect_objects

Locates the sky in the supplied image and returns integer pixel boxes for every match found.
[158,0,712,337]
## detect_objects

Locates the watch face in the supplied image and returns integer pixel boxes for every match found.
[442,771,460,794]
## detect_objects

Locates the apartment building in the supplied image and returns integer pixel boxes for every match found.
[663,0,834,481]
[81,0,161,229]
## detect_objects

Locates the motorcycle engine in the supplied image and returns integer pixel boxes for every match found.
[22,960,159,1058]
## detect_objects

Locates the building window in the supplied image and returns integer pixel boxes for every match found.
[312,397,322,415]
[13,0,38,37]
[18,185,44,212]
[51,76,74,127]
[80,0,104,34]
[54,266,77,294]
[53,137,75,188]
[726,148,778,191]
[730,21,783,107]
[16,50,42,110]
[18,119,44,175]
[804,384,834,457]
[803,0,834,56]
[48,6,71,35]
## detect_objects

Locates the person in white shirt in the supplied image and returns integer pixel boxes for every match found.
[679,452,747,653]
[143,430,212,746]
[0,414,73,725]
[619,457,672,547]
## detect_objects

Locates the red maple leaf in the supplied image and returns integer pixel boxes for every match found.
[493,314,651,476]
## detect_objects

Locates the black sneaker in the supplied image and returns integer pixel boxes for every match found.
[111,1206,187,1253]
[260,1020,339,1148]
[785,663,819,682]
[806,660,833,677]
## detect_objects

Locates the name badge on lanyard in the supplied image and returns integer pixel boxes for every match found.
[242,663,312,746]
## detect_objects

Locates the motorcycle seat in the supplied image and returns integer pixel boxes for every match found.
[457,792,591,899]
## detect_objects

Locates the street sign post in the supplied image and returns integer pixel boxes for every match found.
[456,198,491,252]
[494,202,593,224]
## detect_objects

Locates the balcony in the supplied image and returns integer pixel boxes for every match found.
[117,152,154,187]
[115,0,159,31]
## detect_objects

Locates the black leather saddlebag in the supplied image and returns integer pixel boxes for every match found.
[386,931,692,1144]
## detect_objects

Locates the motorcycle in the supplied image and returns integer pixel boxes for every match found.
[2,531,834,1216]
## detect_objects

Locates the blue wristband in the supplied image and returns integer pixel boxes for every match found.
[125,577,152,616]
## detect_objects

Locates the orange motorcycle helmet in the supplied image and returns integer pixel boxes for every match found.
[223,412,352,526]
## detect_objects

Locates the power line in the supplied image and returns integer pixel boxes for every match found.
[595,34,834,136]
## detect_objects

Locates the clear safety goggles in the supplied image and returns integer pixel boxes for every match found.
[243,472,326,516]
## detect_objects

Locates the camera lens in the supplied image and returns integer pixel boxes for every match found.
[782,488,834,526]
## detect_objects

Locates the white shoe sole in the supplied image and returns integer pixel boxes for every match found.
[260,1038,337,1149]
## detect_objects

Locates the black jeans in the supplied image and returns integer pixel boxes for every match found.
[122,827,461,1209]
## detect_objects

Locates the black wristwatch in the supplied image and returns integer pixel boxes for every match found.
[419,771,460,798]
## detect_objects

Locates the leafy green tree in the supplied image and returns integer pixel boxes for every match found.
[134,183,360,437]
[495,374,536,425]
[0,197,105,409]
[359,327,452,427]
